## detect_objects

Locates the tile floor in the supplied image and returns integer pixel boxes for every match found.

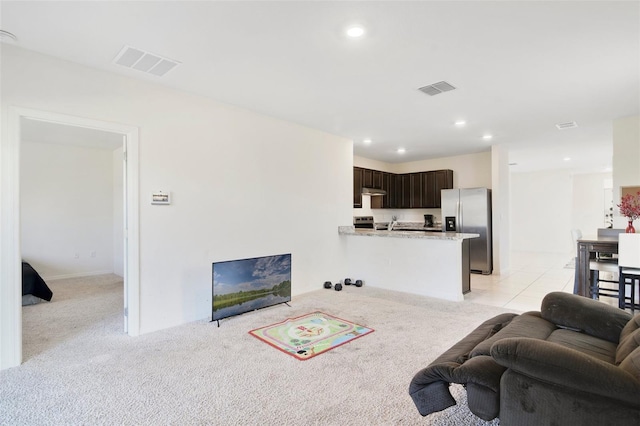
[465,250,622,312]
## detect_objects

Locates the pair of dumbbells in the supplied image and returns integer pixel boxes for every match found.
[323,278,364,291]
[344,278,364,287]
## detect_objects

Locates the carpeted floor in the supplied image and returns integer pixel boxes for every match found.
[1,275,513,425]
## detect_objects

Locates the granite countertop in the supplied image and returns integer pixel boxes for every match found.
[338,226,479,241]
[375,221,442,232]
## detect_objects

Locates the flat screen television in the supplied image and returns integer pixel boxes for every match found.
[212,253,291,322]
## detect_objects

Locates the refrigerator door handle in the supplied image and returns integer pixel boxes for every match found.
[457,200,462,231]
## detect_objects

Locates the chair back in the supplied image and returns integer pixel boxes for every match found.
[597,228,625,238]
[618,234,640,268]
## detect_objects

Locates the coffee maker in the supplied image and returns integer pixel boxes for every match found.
[424,214,434,228]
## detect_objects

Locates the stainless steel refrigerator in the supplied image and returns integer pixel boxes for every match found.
[441,188,493,274]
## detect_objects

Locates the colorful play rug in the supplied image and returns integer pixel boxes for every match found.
[249,311,374,360]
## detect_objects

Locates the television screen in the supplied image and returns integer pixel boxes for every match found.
[212,253,291,321]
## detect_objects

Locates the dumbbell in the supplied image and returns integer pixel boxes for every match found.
[355,279,363,287]
[334,283,343,291]
[344,278,352,286]
[323,281,332,289]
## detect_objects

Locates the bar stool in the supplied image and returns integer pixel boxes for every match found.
[571,229,620,299]
[591,228,625,299]
[618,233,640,310]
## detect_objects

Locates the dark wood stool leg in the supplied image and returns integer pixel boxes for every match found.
[619,270,625,309]
[590,270,599,299]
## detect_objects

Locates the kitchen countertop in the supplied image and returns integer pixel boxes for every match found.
[374,222,442,231]
[339,226,479,240]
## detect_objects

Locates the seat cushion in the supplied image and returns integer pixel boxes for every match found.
[619,346,640,382]
[547,329,617,363]
[470,312,556,357]
[617,315,640,365]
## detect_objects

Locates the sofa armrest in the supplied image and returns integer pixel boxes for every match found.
[541,292,632,343]
[491,337,640,408]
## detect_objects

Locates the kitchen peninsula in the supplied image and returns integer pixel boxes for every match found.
[339,226,479,301]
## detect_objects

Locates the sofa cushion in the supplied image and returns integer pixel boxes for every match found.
[617,327,640,365]
[621,315,640,339]
[541,291,632,343]
[619,346,640,382]
[428,312,518,365]
[470,312,556,357]
[547,329,617,363]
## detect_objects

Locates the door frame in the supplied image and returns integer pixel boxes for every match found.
[0,107,140,369]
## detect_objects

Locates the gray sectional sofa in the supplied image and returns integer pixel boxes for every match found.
[409,292,640,425]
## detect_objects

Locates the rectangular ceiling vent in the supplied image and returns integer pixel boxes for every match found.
[418,81,456,96]
[113,45,180,77]
[556,121,578,130]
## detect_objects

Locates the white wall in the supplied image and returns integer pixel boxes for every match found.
[612,115,640,228]
[1,45,352,335]
[491,144,510,274]
[572,172,612,240]
[393,151,492,189]
[20,141,115,279]
[510,170,573,253]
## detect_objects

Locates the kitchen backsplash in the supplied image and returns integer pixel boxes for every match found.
[355,194,441,224]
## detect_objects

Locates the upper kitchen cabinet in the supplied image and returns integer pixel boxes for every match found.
[397,174,411,209]
[354,166,452,209]
[433,169,453,208]
[353,167,363,208]
[421,170,454,208]
[373,172,393,209]
[362,168,373,188]
[410,173,423,208]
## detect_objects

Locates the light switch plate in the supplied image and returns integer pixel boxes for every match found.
[151,191,171,205]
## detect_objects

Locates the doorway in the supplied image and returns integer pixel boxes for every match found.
[0,107,140,369]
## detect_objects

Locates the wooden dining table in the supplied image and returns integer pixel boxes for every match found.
[573,235,619,298]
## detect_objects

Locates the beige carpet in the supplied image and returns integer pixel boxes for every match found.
[1,275,513,425]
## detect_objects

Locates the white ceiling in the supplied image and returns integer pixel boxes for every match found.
[2,1,639,173]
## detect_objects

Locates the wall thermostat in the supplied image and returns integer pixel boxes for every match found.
[151,191,171,205]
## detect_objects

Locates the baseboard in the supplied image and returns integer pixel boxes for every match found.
[45,270,115,281]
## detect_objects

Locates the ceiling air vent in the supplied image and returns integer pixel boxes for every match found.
[113,45,180,77]
[556,121,578,130]
[418,81,456,96]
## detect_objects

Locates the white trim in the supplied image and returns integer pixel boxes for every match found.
[0,107,140,370]
[0,108,22,369]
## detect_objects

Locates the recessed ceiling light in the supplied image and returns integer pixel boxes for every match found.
[482,134,493,141]
[603,167,612,172]
[363,138,372,145]
[397,148,406,154]
[563,157,571,162]
[508,162,518,166]
[346,26,365,38]
[454,120,467,127]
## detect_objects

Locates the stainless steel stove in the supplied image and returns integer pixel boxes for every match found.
[353,216,375,229]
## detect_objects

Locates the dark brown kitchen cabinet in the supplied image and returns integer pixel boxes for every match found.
[353,167,363,208]
[421,170,454,208]
[410,173,423,208]
[373,172,392,209]
[372,170,383,189]
[433,169,453,208]
[398,174,411,208]
[362,168,373,188]
[353,166,453,209]
[422,172,437,208]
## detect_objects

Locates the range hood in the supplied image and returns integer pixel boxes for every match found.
[361,187,387,196]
